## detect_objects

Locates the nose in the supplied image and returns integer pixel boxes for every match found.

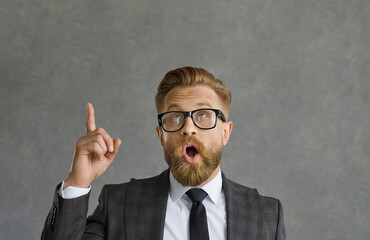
[180,116,197,136]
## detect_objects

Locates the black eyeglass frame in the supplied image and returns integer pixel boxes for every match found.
[157,108,226,132]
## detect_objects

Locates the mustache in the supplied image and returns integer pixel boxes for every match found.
[177,136,205,151]
[166,135,206,159]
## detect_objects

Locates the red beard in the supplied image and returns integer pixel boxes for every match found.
[164,135,222,187]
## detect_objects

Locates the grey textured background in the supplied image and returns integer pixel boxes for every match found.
[1,0,369,239]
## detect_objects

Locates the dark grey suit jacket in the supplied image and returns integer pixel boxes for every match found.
[41,170,285,240]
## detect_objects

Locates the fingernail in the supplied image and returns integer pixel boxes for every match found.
[109,145,114,152]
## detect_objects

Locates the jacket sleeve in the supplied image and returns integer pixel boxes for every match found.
[41,183,90,240]
[275,199,286,240]
[41,183,129,240]
[81,185,110,240]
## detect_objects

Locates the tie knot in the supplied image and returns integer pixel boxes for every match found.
[186,188,208,203]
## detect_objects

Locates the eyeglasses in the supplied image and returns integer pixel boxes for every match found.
[158,108,226,132]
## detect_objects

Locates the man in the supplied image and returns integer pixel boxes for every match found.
[42,66,286,240]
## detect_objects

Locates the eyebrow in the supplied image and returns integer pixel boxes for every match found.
[196,102,213,108]
[167,102,213,111]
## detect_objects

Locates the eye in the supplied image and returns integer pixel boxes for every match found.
[198,112,208,118]
[195,110,210,121]
[167,113,183,125]
[162,112,183,125]
[171,113,182,120]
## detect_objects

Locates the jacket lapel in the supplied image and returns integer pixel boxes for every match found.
[124,170,170,240]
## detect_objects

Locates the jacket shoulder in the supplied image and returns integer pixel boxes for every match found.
[222,176,286,239]
[102,169,169,191]
[133,169,170,182]
[222,175,281,210]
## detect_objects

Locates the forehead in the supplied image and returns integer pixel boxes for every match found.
[163,85,222,111]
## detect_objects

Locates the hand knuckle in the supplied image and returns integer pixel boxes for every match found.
[93,142,100,149]
[97,135,104,142]
[76,138,84,146]
[96,148,104,155]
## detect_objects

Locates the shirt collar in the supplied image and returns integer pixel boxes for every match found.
[169,168,223,205]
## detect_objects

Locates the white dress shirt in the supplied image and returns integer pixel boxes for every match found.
[164,169,226,240]
[59,169,227,240]
[58,182,91,199]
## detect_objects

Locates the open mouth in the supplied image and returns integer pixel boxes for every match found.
[186,146,198,158]
[182,143,200,163]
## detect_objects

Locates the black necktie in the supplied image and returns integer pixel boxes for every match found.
[186,188,210,240]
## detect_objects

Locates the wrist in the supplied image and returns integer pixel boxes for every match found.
[64,176,91,189]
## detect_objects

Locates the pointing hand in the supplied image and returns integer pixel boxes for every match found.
[64,103,121,189]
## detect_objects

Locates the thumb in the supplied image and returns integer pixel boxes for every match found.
[105,138,121,161]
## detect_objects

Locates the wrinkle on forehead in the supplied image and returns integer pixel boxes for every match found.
[166,91,215,102]
[166,102,213,111]
[164,85,220,111]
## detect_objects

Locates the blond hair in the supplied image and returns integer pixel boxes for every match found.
[155,66,232,118]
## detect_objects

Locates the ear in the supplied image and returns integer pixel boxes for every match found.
[156,126,165,146]
[222,121,233,146]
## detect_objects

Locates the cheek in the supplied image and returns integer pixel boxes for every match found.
[162,134,179,149]
[202,130,224,148]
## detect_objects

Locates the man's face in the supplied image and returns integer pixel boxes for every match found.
[156,85,233,187]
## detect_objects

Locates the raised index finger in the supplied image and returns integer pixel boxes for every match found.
[85,102,96,133]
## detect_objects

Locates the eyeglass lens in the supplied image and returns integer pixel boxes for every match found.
[161,109,217,132]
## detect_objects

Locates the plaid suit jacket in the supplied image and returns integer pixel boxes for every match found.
[42,169,285,240]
